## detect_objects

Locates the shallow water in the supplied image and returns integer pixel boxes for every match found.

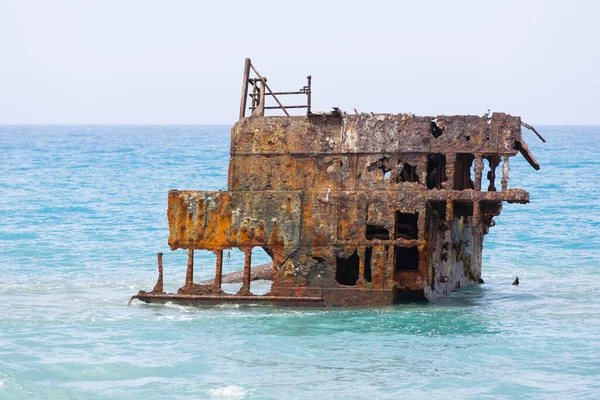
[1,125,599,399]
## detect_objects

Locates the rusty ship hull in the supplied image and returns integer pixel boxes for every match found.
[131,59,540,307]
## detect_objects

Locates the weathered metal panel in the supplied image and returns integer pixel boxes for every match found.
[230,191,302,249]
[167,190,232,250]
[229,154,356,191]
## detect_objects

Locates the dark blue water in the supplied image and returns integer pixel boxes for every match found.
[1,125,599,399]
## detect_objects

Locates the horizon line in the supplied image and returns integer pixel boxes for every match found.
[1,122,599,127]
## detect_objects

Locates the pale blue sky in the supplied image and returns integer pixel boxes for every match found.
[1,0,598,124]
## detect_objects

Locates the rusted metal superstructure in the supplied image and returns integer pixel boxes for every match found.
[131,59,542,307]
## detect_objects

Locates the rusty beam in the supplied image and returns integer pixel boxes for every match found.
[515,140,541,170]
[238,249,252,295]
[239,58,251,119]
[152,252,163,293]
[252,105,308,110]
[521,121,546,143]
[214,249,223,290]
[185,249,194,287]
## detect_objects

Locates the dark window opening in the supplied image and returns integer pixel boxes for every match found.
[453,201,473,218]
[429,201,446,219]
[366,225,390,240]
[426,154,447,189]
[336,250,359,286]
[454,153,475,190]
[430,120,444,138]
[364,247,373,283]
[397,162,419,183]
[394,246,419,271]
[395,211,418,240]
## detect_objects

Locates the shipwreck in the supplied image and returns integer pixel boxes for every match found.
[130,59,543,307]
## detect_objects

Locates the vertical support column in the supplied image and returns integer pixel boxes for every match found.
[474,156,484,191]
[307,75,312,115]
[446,200,454,222]
[418,155,428,186]
[444,153,456,190]
[272,251,283,291]
[501,155,510,191]
[258,78,266,116]
[373,246,385,289]
[185,249,194,288]
[152,252,164,293]
[251,79,258,109]
[385,245,394,289]
[417,207,427,241]
[472,201,481,227]
[239,248,252,295]
[214,249,223,291]
[357,247,365,286]
[239,58,251,119]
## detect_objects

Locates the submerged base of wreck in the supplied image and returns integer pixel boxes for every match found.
[131,280,481,307]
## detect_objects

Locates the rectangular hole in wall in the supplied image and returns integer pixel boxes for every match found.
[336,250,359,286]
[394,246,419,271]
[453,153,475,190]
[395,211,418,240]
[220,248,245,294]
[453,201,473,218]
[426,154,447,189]
[364,247,372,283]
[366,225,390,240]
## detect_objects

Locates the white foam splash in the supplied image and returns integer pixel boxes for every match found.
[208,385,248,399]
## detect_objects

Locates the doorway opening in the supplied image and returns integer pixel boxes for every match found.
[336,250,359,286]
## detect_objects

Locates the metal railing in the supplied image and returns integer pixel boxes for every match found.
[239,58,311,119]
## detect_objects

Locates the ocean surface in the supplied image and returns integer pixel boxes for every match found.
[0,124,599,399]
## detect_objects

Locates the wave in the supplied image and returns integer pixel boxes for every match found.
[207,385,249,399]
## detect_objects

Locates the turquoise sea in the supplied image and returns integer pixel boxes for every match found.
[1,125,599,399]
